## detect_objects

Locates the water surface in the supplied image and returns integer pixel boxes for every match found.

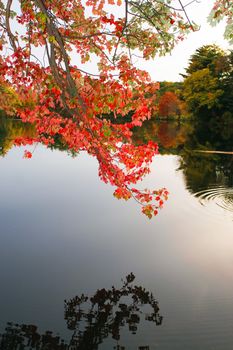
[0,119,233,349]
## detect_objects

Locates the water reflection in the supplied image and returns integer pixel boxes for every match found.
[133,117,233,218]
[1,115,233,217]
[178,118,233,218]
[132,119,193,154]
[1,117,233,349]
[0,274,162,350]
[0,116,35,156]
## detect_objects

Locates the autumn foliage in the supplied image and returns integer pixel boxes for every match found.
[158,91,181,118]
[0,0,230,217]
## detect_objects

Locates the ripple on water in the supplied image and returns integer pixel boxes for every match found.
[187,185,233,222]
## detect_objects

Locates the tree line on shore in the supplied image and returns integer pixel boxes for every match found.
[1,44,232,123]
[156,45,233,121]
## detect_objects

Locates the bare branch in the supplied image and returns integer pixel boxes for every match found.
[5,0,17,51]
[178,0,194,30]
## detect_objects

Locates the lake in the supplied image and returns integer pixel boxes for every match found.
[0,119,233,349]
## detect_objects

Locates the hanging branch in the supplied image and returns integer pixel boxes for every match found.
[33,0,86,114]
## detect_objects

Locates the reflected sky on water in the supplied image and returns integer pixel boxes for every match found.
[0,120,233,349]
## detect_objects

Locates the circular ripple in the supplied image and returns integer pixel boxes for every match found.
[192,186,233,217]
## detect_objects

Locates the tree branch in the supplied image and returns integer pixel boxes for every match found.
[33,0,86,114]
[5,0,17,51]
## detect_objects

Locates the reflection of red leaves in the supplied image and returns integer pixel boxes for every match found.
[23,150,32,159]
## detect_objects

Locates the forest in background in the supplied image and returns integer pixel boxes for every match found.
[156,45,233,123]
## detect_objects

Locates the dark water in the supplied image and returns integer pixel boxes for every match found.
[0,118,233,349]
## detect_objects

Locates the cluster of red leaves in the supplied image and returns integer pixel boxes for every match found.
[114,187,169,219]
[23,150,33,159]
[0,0,211,217]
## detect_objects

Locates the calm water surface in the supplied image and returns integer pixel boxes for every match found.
[0,120,233,349]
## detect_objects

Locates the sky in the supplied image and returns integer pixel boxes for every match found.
[138,0,232,82]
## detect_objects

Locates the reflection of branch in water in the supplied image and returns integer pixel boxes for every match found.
[65,273,162,349]
[194,150,233,155]
[0,323,67,349]
[0,274,162,350]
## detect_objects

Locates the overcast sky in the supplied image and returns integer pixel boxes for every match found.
[137,0,232,82]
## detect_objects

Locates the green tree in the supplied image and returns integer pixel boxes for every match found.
[183,44,233,117]
[218,51,233,113]
[183,68,223,113]
[185,45,225,76]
